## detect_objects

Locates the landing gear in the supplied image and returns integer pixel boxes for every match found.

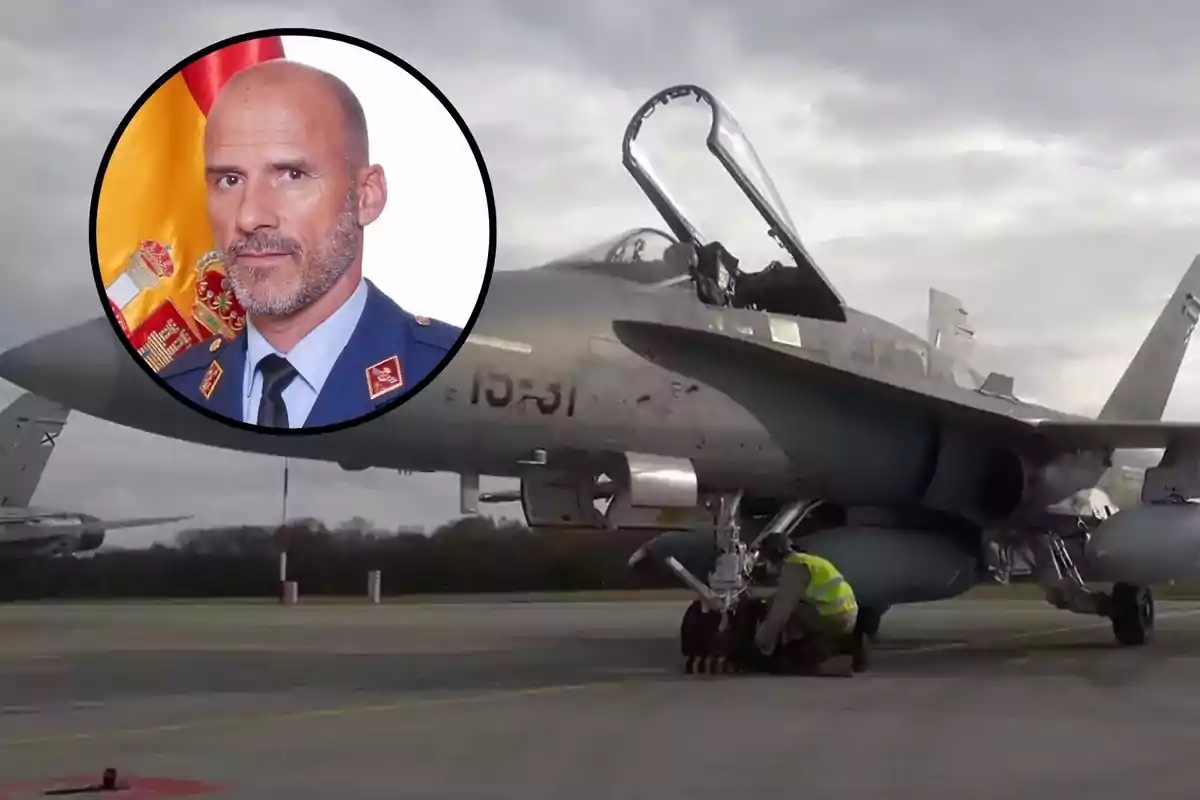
[664,494,791,674]
[1109,582,1154,647]
[673,492,758,675]
[680,600,711,656]
[680,601,724,658]
[1018,530,1155,648]
[679,598,757,674]
[663,494,873,676]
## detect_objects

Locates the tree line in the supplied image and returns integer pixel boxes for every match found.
[0,515,680,601]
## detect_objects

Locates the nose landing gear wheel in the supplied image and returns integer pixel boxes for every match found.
[1110,583,1154,647]
[681,600,731,673]
[680,600,718,656]
[680,598,771,674]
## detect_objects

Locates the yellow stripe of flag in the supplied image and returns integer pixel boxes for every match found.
[94,37,285,371]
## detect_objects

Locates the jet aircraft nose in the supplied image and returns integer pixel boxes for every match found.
[0,318,122,413]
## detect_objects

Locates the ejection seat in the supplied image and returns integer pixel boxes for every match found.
[667,238,831,319]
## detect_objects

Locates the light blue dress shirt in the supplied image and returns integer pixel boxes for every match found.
[242,277,370,427]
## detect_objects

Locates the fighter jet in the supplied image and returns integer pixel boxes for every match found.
[0,392,189,559]
[2,84,1199,660]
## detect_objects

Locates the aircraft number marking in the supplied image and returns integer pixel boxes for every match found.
[470,370,578,417]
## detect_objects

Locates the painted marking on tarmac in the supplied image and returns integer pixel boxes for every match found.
[0,772,224,797]
[0,702,104,716]
[0,680,640,748]
[0,654,61,660]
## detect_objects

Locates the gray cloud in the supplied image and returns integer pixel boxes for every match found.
[702,0,1200,147]
[1,1,1197,546]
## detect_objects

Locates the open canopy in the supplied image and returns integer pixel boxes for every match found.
[620,85,847,321]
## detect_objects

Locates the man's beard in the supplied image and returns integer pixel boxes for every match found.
[224,188,361,318]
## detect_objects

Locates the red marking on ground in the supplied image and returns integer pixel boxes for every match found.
[0,774,226,798]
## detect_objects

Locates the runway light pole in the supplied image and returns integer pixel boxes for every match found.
[278,457,290,601]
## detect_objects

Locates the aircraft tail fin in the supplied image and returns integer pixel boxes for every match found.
[0,392,70,508]
[1098,253,1200,421]
[927,288,976,362]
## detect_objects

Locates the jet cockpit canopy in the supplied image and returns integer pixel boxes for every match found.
[620,84,847,322]
[536,226,694,288]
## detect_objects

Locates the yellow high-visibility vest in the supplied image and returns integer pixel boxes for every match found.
[786,552,858,618]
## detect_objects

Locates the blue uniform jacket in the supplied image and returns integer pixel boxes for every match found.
[157,279,463,428]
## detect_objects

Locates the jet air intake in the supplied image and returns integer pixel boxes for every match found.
[915,423,1030,524]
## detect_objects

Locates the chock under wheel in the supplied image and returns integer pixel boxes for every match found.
[683,655,745,674]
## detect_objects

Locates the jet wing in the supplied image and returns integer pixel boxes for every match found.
[0,511,190,533]
[611,319,1198,451]
[77,515,192,531]
[1020,420,1200,450]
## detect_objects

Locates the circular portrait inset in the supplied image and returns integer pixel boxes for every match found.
[90,28,495,435]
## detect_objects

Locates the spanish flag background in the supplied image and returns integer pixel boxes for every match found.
[95,36,285,373]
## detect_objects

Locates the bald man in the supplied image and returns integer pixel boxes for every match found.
[159,58,463,430]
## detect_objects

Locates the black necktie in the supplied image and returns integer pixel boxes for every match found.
[256,354,298,428]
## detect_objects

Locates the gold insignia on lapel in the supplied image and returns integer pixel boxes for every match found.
[414,315,431,326]
[366,355,404,400]
[209,339,223,353]
[199,361,223,400]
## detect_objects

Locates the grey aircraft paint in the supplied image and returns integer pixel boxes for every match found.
[2,84,1199,648]
[0,392,188,558]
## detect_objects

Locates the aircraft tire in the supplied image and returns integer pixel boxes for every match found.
[680,600,720,658]
[1110,583,1154,647]
[729,597,772,673]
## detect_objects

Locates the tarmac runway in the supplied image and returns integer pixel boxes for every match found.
[2,596,1200,798]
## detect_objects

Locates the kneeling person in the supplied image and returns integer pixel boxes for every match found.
[754,538,859,676]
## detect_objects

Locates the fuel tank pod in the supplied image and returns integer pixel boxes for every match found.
[1084,502,1200,585]
[631,525,981,609]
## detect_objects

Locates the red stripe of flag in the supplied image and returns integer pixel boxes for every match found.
[180,36,286,116]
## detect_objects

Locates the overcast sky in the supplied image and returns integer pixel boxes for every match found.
[1,1,1198,546]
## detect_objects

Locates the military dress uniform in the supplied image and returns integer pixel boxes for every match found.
[157,279,462,428]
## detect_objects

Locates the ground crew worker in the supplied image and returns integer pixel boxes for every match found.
[754,537,859,676]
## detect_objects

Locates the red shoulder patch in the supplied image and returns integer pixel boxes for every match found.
[365,355,404,401]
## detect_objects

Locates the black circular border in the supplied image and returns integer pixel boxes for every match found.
[88,26,497,438]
